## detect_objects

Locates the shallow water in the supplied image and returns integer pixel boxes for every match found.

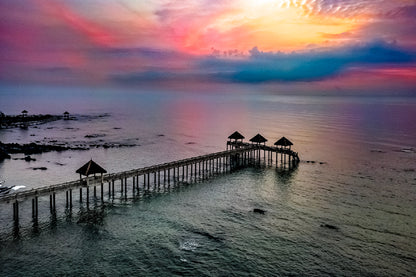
[0,85,415,276]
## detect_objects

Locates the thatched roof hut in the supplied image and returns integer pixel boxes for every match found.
[249,134,267,144]
[76,159,107,177]
[21,110,28,117]
[228,131,245,141]
[274,137,293,149]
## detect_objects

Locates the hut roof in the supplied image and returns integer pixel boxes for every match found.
[249,133,267,143]
[63,111,69,115]
[228,131,245,140]
[21,110,28,113]
[76,159,107,176]
[274,137,293,146]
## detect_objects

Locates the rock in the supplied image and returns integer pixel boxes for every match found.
[371,149,386,153]
[320,223,339,230]
[193,230,223,242]
[119,143,136,148]
[0,147,11,161]
[84,134,106,138]
[24,155,36,162]
[253,208,266,214]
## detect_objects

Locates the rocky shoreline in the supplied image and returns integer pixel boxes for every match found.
[0,114,65,129]
[0,142,84,162]
[0,112,139,162]
[0,140,137,162]
[0,141,84,155]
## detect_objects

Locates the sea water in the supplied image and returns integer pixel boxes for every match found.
[0,85,415,276]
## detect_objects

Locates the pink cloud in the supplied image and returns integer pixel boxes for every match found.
[35,0,116,47]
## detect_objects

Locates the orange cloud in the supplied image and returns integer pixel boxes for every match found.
[143,0,363,54]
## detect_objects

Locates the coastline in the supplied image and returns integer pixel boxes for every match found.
[0,113,139,161]
[0,114,64,129]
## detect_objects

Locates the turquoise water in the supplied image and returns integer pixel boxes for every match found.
[0,85,415,276]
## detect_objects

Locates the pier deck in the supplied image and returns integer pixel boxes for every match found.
[0,141,300,229]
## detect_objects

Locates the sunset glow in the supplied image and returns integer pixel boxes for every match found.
[1,0,415,91]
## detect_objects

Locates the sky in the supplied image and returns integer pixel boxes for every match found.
[1,0,416,93]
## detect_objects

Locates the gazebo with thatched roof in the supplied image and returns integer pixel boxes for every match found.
[21,110,28,117]
[228,131,245,141]
[274,137,293,149]
[249,133,268,162]
[63,111,70,120]
[76,159,107,185]
[249,133,267,145]
[227,131,245,150]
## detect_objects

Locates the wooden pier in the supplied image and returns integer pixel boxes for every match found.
[0,134,300,232]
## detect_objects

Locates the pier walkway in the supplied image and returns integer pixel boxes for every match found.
[0,136,300,230]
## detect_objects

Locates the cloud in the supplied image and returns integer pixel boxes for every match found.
[298,0,408,18]
[320,31,354,39]
[108,40,416,84]
[211,40,416,83]
[1,0,416,87]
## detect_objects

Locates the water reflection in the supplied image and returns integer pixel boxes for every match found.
[275,164,299,185]
[31,220,40,236]
[77,205,107,225]
[12,221,20,240]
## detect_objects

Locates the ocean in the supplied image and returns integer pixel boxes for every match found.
[0,84,415,276]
